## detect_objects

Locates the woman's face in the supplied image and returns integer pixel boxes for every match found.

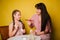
[14,12,21,20]
[36,8,41,15]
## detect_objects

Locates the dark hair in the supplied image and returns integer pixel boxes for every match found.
[12,9,21,30]
[19,20,26,34]
[35,3,52,31]
[19,20,25,29]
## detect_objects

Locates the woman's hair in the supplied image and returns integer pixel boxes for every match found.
[35,3,52,31]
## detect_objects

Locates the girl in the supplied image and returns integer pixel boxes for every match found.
[9,10,25,37]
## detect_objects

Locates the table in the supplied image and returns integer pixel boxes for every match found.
[7,35,41,40]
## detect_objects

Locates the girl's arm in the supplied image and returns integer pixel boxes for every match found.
[9,23,19,37]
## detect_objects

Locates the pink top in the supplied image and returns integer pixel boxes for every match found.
[29,14,50,40]
[30,14,41,32]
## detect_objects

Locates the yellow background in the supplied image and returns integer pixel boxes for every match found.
[0,0,60,40]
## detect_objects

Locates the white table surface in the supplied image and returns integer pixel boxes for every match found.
[7,35,41,40]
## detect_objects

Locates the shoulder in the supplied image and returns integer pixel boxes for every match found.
[32,14,37,17]
[9,22,13,28]
[30,14,37,19]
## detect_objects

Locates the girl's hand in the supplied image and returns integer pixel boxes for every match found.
[21,29,25,33]
[14,24,19,30]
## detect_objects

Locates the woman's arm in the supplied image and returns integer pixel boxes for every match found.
[45,21,51,33]
[26,19,33,26]
[9,23,19,37]
[36,21,51,35]
[26,14,35,26]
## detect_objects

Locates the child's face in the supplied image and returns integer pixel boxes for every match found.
[14,12,21,20]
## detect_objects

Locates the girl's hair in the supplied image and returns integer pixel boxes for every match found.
[19,20,26,34]
[12,9,20,29]
[35,3,52,31]
[12,10,25,34]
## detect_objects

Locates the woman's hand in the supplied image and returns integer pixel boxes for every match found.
[35,30,45,36]
[30,29,35,35]
[27,20,32,26]
[26,19,33,25]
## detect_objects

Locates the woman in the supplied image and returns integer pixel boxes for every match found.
[27,3,52,40]
[9,10,25,37]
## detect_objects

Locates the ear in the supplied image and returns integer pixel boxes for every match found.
[13,14,16,18]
